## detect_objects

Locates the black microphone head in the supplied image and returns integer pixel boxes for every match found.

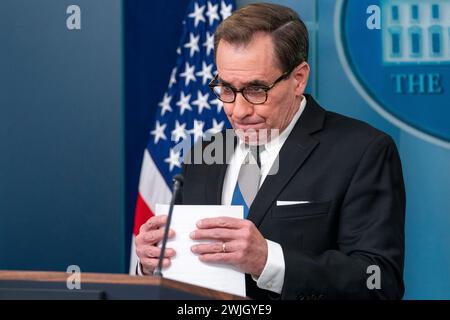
[172,174,184,186]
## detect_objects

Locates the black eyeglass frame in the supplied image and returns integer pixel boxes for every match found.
[208,68,294,105]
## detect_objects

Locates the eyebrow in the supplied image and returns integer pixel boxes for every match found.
[218,77,270,88]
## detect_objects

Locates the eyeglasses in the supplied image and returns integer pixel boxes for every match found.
[208,69,292,105]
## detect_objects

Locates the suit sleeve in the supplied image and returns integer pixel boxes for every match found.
[281,134,406,299]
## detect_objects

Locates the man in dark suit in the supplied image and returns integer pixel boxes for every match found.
[135,3,405,300]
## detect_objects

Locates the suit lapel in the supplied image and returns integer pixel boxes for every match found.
[248,95,326,227]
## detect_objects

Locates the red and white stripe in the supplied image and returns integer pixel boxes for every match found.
[129,150,171,274]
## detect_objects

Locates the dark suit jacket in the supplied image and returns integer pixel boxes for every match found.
[180,95,405,300]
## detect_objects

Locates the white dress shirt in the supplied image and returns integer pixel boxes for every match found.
[221,96,307,294]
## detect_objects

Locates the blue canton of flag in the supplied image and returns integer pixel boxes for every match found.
[148,0,235,187]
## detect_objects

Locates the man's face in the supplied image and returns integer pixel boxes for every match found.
[215,32,309,144]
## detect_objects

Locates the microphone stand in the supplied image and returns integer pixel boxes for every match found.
[153,174,184,277]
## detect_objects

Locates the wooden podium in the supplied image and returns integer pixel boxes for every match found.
[0,271,246,300]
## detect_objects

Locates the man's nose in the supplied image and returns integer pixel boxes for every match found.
[231,93,254,120]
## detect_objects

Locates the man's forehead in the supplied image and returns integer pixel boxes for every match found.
[215,37,281,84]
[216,62,281,87]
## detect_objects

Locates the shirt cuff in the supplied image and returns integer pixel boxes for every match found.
[252,239,285,294]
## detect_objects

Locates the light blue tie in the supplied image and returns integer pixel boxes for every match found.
[231,146,263,218]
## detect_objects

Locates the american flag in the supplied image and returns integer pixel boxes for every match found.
[130,0,235,274]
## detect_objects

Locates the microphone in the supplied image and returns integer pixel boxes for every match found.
[153,174,184,277]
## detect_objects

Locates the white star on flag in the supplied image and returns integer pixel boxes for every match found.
[176,91,193,115]
[190,119,205,142]
[171,120,188,143]
[188,2,206,27]
[206,2,220,25]
[221,0,233,20]
[184,33,200,57]
[203,32,215,56]
[208,118,225,135]
[150,121,167,144]
[165,148,182,171]
[180,62,196,86]
[192,90,211,114]
[196,61,214,85]
[210,97,224,113]
[158,93,172,116]
[169,67,177,88]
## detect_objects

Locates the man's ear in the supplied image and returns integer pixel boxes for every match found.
[293,62,310,96]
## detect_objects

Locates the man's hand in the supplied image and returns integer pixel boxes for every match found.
[135,215,176,275]
[190,217,268,277]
